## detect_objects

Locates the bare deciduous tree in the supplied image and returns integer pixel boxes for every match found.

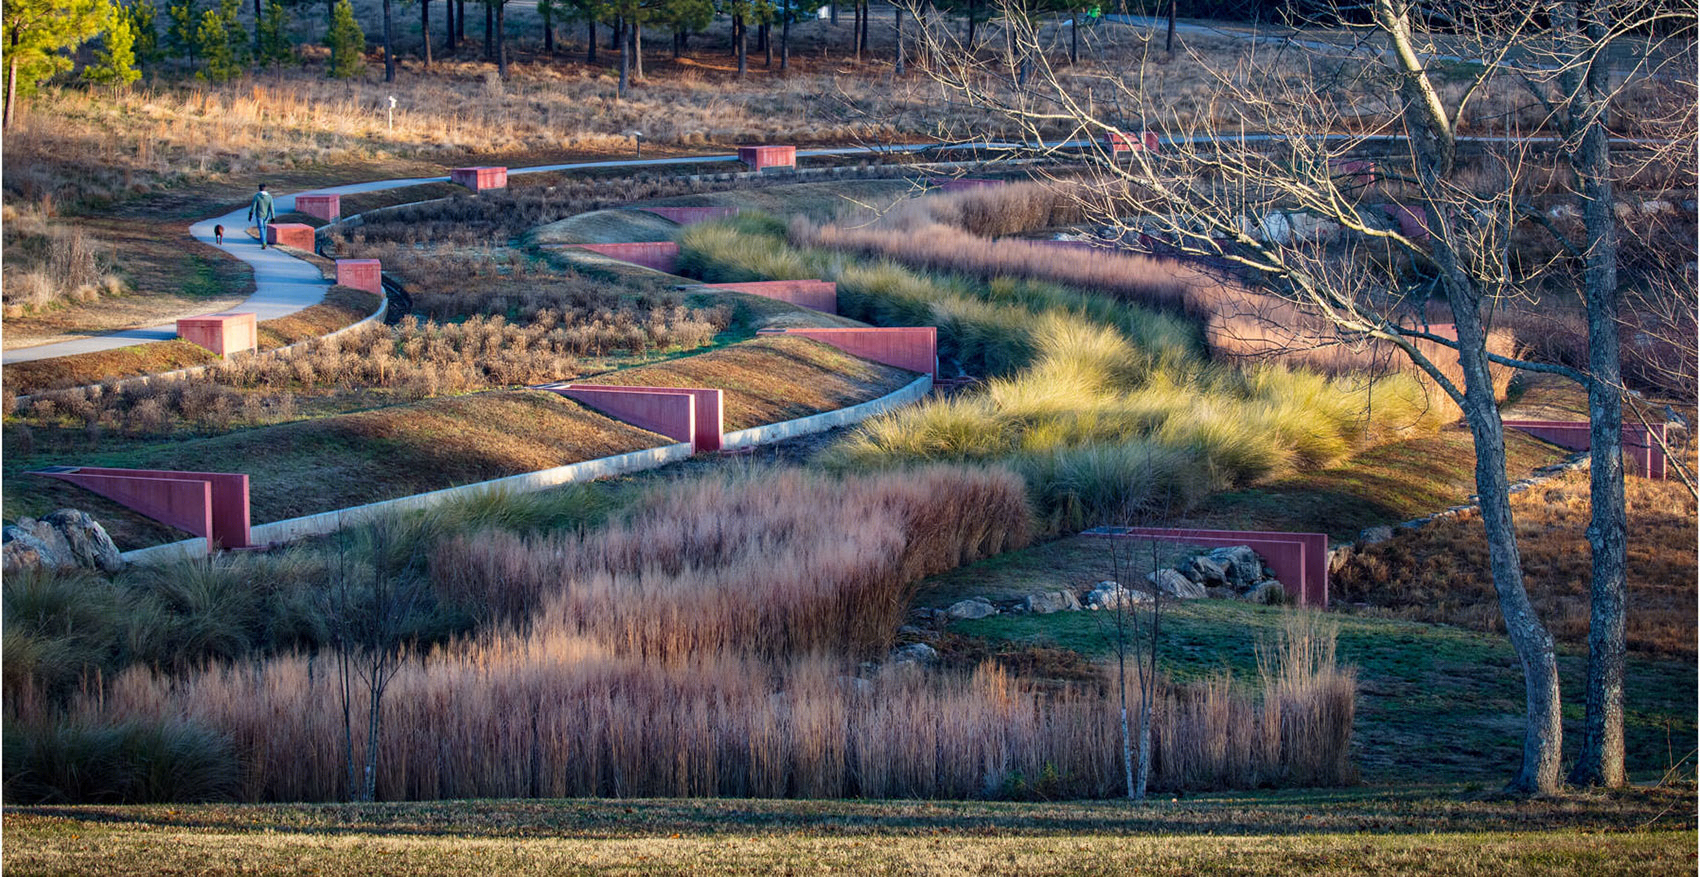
[905,0,1692,793]
[324,521,431,802]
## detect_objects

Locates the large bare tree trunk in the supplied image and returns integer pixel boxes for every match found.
[422,0,433,66]
[383,0,396,81]
[1566,0,1628,789]
[495,0,507,78]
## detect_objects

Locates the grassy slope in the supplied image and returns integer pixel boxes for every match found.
[5,785,1692,875]
[578,335,917,429]
[1177,425,1568,540]
[3,287,382,396]
[3,392,669,549]
[3,338,915,548]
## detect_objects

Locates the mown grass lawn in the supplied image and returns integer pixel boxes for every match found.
[5,784,1692,875]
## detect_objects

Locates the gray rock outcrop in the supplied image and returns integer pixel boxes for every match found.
[1025,590,1082,614]
[3,510,123,573]
[945,597,998,621]
[1148,568,1207,600]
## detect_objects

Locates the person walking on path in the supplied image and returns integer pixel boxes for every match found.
[248,183,276,249]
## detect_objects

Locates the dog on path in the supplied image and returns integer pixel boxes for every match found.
[214,224,225,245]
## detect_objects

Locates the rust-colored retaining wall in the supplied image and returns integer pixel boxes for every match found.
[567,242,681,273]
[1085,526,1329,608]
[547,385,724,452]
[758,327,937,378]
[36,466,252,551]
[692,280,837,314]
[1506,420,1669,479]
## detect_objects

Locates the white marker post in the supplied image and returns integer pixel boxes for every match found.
[388,95,397,132]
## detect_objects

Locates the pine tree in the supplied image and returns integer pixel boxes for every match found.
[255,0,292,68]
[195,0,247,81]
[125,0,160,65]
[324,0,364,78]
[87,0,142,85]
[3,0,109,126]
[166,0,198,64]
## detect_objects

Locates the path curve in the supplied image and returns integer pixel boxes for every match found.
[5,130,1675,366]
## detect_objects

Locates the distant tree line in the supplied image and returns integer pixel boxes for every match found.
[2,0,1274,120]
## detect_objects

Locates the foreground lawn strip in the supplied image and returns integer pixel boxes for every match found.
[4,785,1692,875]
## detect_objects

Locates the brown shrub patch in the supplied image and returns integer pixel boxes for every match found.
[1334,467,1698,658]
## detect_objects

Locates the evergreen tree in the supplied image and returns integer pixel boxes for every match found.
[166,0,198,64]
[87,0,142,85]
[255,0,292,67]
[125,0,161,65]
[195,0,247,81]
[324,0,365,77]
[3,0,109,126]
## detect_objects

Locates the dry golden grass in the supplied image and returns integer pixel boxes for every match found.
[19,466,1356,802]
[1335,466,1698,658]
[578,335,916,429]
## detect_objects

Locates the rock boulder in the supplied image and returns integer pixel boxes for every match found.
[1025,590,1082,614]
[945,597,998,621]
[2,510,123,574]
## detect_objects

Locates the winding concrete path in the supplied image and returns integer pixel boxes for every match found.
[5,130,1672,366]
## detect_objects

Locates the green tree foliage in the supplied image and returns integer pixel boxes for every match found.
[87,0,143,85]
[255,0,293,67]
[166,0,199,64]
[195,0,248,81]
[125,0,161,65]
[3,0,109,125]
[324,0,365,78]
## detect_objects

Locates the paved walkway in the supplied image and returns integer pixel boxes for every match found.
[5,130,1671,366]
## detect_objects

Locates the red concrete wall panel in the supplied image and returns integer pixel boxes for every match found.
[1378,204,1431,241]
[571,242,681,273]
[177,312,258,356]
[266,223,316,251]
[693,280,837,314]
[1505,420,1668,479]
[565,385,724,452]
[294,194,342,221]
[1107,131,1161,153]
[760,327,938,378]
[1088,526,1329,608]
[737,145,797,171]
[52,467,253,548]
[335,259,383,294]
[1328,159,1377,186]
[450,166,508,191]
[640,207,740,225]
